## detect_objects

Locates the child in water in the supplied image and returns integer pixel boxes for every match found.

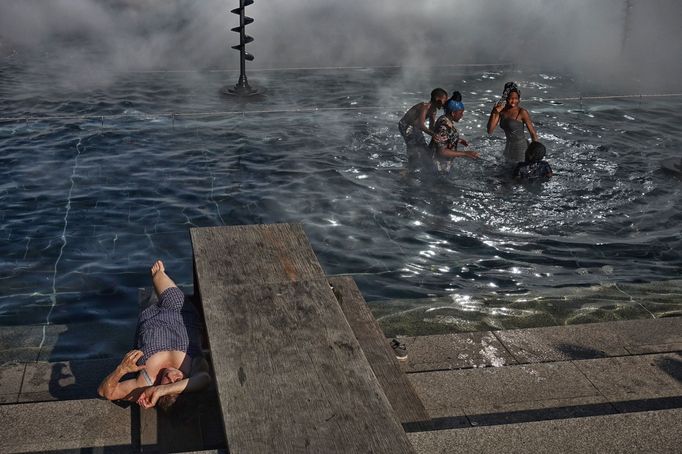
[512,141,553,180]
[398,88,449,167]
[429,92,479,174]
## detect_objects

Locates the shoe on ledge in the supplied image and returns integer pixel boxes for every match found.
[390,338,408,361]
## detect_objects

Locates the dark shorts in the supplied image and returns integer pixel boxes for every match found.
[398,120,427,148]
[158,286,185,311]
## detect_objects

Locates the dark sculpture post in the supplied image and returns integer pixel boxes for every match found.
[227,0,259,96]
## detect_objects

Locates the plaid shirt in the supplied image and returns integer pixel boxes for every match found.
[136,287,203,364]
[429,115,460,173]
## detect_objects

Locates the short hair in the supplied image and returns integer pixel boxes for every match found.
[430,88,448,102]
[157,393,180,412]
[526,141,546,162]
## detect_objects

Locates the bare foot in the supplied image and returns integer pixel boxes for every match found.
[150,260,176,297]
[150,260,165,277]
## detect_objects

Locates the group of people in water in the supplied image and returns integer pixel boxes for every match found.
[399,81,553,180]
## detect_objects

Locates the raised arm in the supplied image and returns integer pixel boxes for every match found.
[521,108,539,141]
[137,357,212,409]
[98,350,147,401]
[487,102,504,134]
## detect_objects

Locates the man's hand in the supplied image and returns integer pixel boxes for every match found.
[98,350,146,401]
[118,350,145,374]
[137,385,164,409]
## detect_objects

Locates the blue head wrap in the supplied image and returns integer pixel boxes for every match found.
[445,99,464,113]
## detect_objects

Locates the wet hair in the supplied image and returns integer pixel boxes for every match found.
[502,81,520,99]
[525,141,546,162]
[449,91,462,103]
[430,88,448,102]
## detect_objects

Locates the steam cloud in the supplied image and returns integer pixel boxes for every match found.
[0,0,680,91]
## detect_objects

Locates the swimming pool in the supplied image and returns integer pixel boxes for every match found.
[1,62,681,361]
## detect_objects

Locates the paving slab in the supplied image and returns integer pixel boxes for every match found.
[0,362,25,404]
[495,322,631,363]
[494,317,682,363]
[18,357,120,402]
[0,399,132,453]
[0,323,130,365]
[400,332,518,372]
[612,317,682,354]
[408,408,682,454]
[573,352,682,411]
[408,361,606,421]
[0,347,40,365]
[0,325,48,365]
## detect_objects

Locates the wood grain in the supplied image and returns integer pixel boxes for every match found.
[191,225,415,453]
[328,275,431,429]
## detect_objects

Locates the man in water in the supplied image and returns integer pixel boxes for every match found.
[98,260,211,410]
[398,88,448,168]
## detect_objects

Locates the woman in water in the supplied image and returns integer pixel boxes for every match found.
[429,92,479,174]
[487,82,538,163]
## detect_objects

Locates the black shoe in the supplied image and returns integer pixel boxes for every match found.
[390,338,408,361]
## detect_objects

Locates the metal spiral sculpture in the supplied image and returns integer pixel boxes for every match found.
[227,0,261,96]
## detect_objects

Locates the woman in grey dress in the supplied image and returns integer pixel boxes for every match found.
[487,82,538,163]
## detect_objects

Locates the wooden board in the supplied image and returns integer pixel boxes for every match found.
[190,224,326,288]
[328,276,431,429]
[191,225,415,453]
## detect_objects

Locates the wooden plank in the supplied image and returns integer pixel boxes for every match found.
[328,276,431,428]
[191,224,414,453]
[190,224,325,288]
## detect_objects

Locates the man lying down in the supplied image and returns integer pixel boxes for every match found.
[98,260,211,410]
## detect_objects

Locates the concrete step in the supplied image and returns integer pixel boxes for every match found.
[408,408,682,454]
[0,357,119,404]
[0,399,132,453]
[408,352,682,427]
[0,322,136,365]
[397,316,682,372]
[394,317,682,436]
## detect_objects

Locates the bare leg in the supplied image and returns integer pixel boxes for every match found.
[150,260,177,297]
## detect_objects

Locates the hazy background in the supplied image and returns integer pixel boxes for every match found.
[0,0,680,91]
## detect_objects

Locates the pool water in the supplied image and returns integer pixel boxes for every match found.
[1,62,681,360]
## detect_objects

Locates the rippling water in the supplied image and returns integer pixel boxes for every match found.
[1,61,681,359]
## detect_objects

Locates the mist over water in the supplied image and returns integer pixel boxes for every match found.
[1,0,681,91]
